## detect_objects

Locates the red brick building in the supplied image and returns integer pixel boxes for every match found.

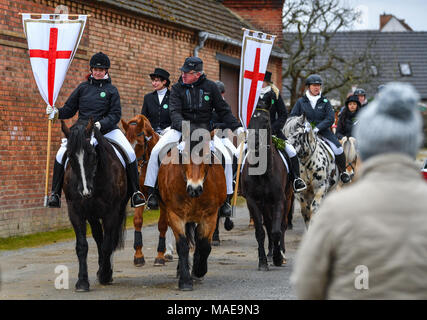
[0,0,284,237]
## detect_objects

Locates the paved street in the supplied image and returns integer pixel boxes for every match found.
[0,204,305,300]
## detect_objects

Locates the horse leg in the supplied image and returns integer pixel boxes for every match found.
[69,213,90,292]
[165,227,175,262]
[98,209,121,285]
[266,231,273,262]
[192,213,217,281]
[154,206,168,266]
[87,217,104,277]
[310,185,328,223]
[298,194,312,228]
[271,202,285,267]
[247,198,268,271]
[212,214,220,246]
[133,206,145,267]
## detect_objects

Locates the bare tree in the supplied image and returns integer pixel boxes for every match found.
[281,0,377,108]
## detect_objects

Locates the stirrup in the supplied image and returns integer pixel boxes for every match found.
[293,178,307,193]
[131,191,146,208]
[340,172,351,184]
[47,193,61,208]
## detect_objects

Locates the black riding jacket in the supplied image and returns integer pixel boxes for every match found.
[58,75,121,134]
[141,89,172,133]
[169,74,241,132]
[290,94,341,147]
[336,110,359,140]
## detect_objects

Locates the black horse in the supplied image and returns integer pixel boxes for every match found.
[240,94,293,270]
[61,119,129,292]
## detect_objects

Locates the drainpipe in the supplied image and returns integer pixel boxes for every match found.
[194,31,209,57]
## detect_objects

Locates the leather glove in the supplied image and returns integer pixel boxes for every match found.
[94,121,101,130]
[46,105,58,120]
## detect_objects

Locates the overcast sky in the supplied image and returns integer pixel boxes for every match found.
[340,0,427,31]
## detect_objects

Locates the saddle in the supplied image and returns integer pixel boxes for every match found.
[64,137,127,169]
[317,137,335,161]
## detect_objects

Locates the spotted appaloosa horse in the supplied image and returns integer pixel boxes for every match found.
[121,115,172,267]
[284,114,339,226]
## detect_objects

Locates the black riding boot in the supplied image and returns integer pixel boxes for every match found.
[47,160,65,208]
[335,153,351,184]
[289,156,307,193]
[219,194,232,218]
[127,160,146,208]
[146,186,159,209]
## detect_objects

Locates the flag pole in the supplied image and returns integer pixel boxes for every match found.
[232,138,245,211]
[44,118,53,207]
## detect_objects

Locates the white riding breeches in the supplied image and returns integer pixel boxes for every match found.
[144,128,234,195]
[55,128,136,164]
[322,137,344,155]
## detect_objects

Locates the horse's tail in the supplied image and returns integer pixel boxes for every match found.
[112,200,128,251]
[185,222,196,249]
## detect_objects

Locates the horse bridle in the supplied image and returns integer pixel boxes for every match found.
[129,121,152,168]
[252,108,271,150]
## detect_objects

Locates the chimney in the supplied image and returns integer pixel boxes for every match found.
[222,0,284,41]
[380,13,392,30]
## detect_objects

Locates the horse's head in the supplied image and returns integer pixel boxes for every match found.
[181,124,212,198]
[247,93,273,152]
[284,114,316,159]
[62,119,98,199]
[121,114,157,152]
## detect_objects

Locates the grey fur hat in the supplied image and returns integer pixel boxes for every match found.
[354,82,423,160]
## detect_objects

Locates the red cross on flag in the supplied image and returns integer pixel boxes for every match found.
[22,14,87,107]
[238,29,275,129]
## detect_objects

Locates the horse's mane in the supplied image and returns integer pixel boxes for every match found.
[67,119,114,172]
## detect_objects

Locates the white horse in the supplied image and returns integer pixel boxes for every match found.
[284,115,339,226]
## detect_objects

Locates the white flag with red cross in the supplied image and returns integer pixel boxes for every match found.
[238,29,275,129]
[22,14,87,107]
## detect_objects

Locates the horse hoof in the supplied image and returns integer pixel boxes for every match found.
[212,240,220,246]
[258,262,269,271]
[165,254,174,262]
[179,282,193,291]
[134,257,145,267]
[75,279,90,292]
[97,270,113,285]
[273,256,283,267]
[154,258,166,266]
[192,274,204,282]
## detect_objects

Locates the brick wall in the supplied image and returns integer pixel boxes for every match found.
[0,0,282,237]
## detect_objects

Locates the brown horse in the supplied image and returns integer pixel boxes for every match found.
[158,125,226,291]
[121,115,170,266]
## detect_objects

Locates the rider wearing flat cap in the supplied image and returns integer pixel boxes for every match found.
[144,57,245,216]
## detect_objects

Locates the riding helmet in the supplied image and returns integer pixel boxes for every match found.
[305,74,323,86]
[345,95,361,109]
[90,52,110,69]
[354,88,366,96]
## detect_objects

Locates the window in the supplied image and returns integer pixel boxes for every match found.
[399,63,412,76]
[370,65,378,77]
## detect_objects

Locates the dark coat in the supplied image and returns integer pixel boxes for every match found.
[141,89,172,133]
[58,75,120,134]
[169,74,241,132]
[269,91,288,140]
[290,94,340,147]
[336,111,358,140]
